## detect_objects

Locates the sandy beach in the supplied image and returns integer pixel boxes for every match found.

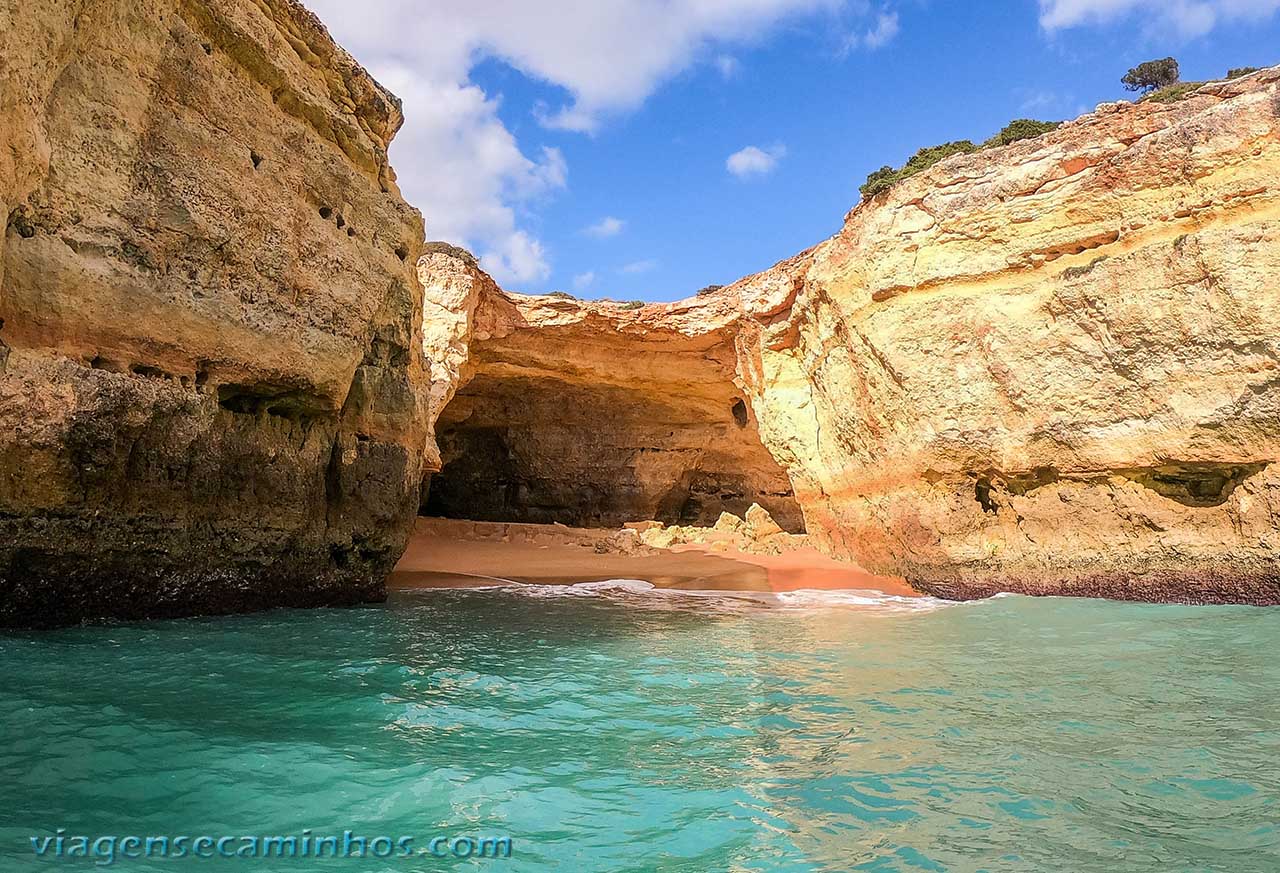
[391,517,919,597]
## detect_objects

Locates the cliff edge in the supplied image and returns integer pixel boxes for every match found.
[0,0,427,626]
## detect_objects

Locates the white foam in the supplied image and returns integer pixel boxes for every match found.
[421,578,961,614]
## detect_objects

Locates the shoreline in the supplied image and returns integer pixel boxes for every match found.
[390,517,920,598]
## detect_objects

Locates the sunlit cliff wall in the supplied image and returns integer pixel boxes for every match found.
[0,0,427,625]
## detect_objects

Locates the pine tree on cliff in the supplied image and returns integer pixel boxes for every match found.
[1122,58,1180,93]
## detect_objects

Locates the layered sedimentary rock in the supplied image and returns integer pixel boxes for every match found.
[423,68,1280,604]
[740,69,1280,603]
[417,249,804,531]
[0,0,427,626]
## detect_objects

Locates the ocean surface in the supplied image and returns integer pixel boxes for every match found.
[2,582,1279,872]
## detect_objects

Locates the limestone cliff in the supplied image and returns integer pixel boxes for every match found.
[739,68,1280,604]
[0,0,427,626]
[423,68,1280,604]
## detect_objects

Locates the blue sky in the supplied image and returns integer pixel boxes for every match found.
[307,1,1277,302]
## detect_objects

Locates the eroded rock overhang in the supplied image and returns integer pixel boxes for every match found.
[416,248,804,532]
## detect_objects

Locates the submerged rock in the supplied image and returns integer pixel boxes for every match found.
[0,0,427,626]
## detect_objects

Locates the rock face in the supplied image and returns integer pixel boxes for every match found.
[736,69,1280,604]
[0,0,427,626]
[422,69,1280,604]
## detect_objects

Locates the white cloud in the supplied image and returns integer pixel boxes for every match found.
[483,231,552,285]
[726,144,787,178]
[715,54,742,78]
[860,10,900,48]
[1039,0,1280,38]
[841,5,900,51]
[304,1,848,285]
[572,271,597,291]
[583,216,626,238]
[442,0,846,132]
[620,259,658,274]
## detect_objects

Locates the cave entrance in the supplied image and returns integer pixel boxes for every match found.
[423,372,805,533]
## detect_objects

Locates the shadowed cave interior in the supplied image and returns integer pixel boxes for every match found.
[424,372,805,533]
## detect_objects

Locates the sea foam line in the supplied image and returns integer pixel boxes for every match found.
[404,577,962,613]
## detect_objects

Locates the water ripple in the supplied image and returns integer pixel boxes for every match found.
[1,592,1279,871]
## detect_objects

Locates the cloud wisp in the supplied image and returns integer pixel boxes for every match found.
[726,144,787,178]
[860,10,901,48]
[583,217,626,238]
[1039,0,1280,38]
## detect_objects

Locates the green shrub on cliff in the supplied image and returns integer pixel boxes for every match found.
[859,140,978,198]
[858,119,1062,201]
[1227,67,1260,79]
[860,166,899,199]
[546,290,576,300]
[982,118,1061,148]
[1122,57,1180,93]
[1141,81,1204,104]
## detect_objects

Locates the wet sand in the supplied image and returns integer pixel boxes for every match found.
[391,518,919,597]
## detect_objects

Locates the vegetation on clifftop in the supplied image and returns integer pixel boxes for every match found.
[422,240,478,268]
[1142,82,1204,103]
[982,118,1061,148]
[1140,64,1267,104]
[859,57,1267,202]
[859,119,1060,199]
[1122,57,1180,93]
[860,140,978,199]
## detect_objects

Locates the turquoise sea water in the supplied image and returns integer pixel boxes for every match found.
[2,584,1279,872]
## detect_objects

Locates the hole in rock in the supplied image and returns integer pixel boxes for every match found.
[130,363,166,379]
[1120,462,1267,507]
[425,371,805,533]
[217,383,329,422]
[250,149,262,169]
[7,208,36,239]
[974,477,998,514]
[318,206,332,219]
